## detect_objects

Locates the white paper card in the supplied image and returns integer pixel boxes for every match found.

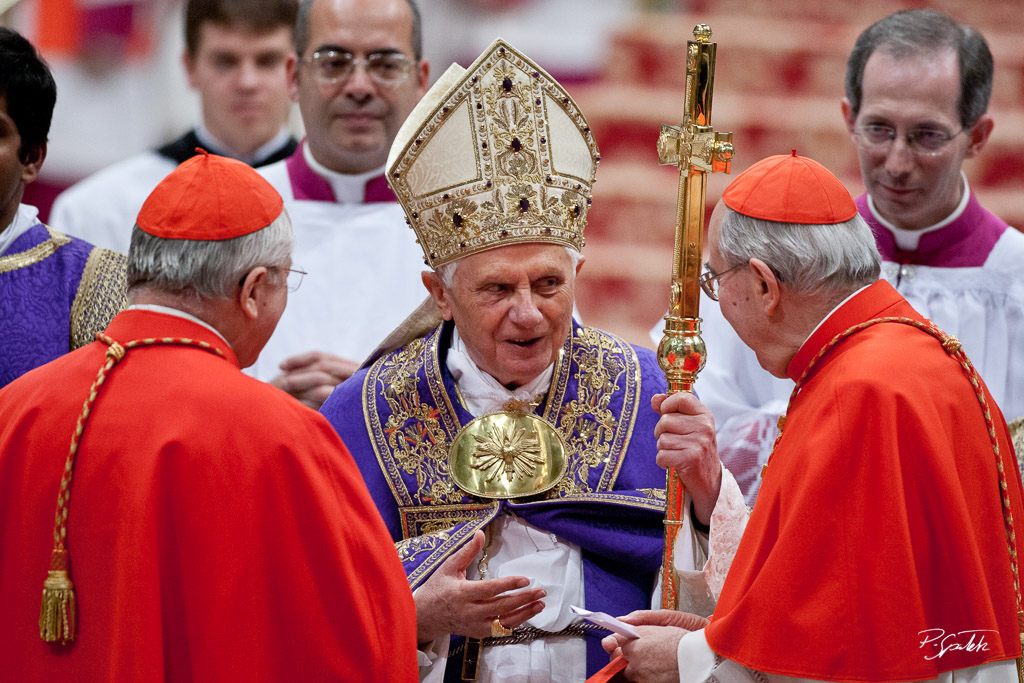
[570,605,641,639]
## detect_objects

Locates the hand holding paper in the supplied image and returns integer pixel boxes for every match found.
[570,605,641,639]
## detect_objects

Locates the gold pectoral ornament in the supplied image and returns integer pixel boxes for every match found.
[449,400,568,499]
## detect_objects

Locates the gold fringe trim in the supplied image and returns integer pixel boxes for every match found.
[39,569,76,644]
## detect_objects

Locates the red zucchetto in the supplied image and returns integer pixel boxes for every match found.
[722,150,857,225]
[136,149,283,240]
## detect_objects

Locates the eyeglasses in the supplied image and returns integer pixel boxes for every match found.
[851,124,965,156]
[699,262,744,301]
[283,266,306,293]
[304,50,414,87]
[238,266,306,293]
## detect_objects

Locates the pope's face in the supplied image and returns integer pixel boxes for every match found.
[292,0,428,174]
[430,243,580,389]
[843,48,990,230]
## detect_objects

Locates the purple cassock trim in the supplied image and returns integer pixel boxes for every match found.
[0,224,91,387]
[285,144,397,203]
[364,174,398,203]
[858,192,1007,268]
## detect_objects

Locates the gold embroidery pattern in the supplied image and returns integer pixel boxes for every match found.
[396,529,451,564]
[366,337,463,507]
[70,248,128,350]
[388,40,598,269]
[400,502,497,539]
[398,508,495,590]
[549,327,640,496]
[0,225,71,274]
[366,324,643,518]
[637,488,668,502]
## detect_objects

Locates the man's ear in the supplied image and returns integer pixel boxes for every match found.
[840,97,857,132]
[415,59,430,98]
[287,53,301,102]
[20,143,46,185]
[964,113,994,159]
[238,266,272,320]
[749,258,781,316]
[421,270,453,321]
[182,49,199,89]
[574,254,585,279]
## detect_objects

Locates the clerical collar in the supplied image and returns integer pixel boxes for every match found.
[445,326,555,417]
[0,204,41,256]
[866,172,970,250]
[126,304,231,346]
[194,124,293,166]
[302,144,387,204]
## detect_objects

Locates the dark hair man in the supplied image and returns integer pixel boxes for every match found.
[252,0,432,409]
[0,27,126,388]
[49,0,300,255]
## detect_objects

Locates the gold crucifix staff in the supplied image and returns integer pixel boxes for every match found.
[655,24,734,610]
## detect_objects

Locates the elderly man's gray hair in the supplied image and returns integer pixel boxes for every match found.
[435,246,582,290]
[126,211,294,300]
[718,207,880,297]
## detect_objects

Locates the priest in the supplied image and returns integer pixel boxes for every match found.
[603,153,1024,682]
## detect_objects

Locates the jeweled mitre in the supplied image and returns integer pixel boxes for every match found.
[386,38,600,269]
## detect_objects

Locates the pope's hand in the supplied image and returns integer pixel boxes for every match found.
[602,610,710,682]
[652,392,722,529]
[415,530,546,645]
[270,350,359,409]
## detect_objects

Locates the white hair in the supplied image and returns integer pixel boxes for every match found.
[126,210,294,299]
[435,245,581,289]
[717,207,880,297]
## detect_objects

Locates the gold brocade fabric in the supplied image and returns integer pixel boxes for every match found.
[1009,417,1024,479]
[0,225,70,274]
[70,248,128,350]
[387,39,599,269]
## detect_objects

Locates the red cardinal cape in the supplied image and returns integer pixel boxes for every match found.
[705,280,1024,681]
[0,309,418,682]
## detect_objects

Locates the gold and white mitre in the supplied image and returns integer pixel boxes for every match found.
[387,38,600,269]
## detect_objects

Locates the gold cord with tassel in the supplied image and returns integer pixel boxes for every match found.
[39,333,224,645]
[39,549,75,644]
[761,317,1024,681]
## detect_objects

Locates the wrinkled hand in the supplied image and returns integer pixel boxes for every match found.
[652,392,722,527]
[270,350,359,409]
[602,610,710,682]
[415,530,546,645]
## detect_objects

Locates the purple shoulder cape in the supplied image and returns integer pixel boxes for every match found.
[322,319,668,675]
[0,224,126,387]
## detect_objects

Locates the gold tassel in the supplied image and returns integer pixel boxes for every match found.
[39,569,76,644]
